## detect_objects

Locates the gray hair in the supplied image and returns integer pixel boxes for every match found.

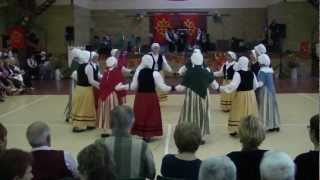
[260,151,295,180]
[199,156,236,180]
[111,105,134,131]
[26,121,50,147]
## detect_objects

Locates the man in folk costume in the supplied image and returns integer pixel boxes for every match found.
[176,49,219,144]
[147,43,173,102]
[220,56,263,136]
[97,57,127,137]
[213,51,237,112]
[116,55,174,142]
[71,50,100,133]
[257,53,281,132]
[65,48,82,122]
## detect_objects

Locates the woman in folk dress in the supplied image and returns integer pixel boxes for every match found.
[97,57,127,137]
[220,56,263,136]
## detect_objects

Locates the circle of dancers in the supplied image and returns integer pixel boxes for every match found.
[66,42,280,144]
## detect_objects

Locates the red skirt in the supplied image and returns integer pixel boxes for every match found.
[132,92,163,138]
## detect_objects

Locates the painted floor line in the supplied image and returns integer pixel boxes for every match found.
[164,124,172,155]
[0,96,49,119]
[298,94,318,104]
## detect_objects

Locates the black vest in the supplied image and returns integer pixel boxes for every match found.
[138,68,156,93]
[92,63,99,81]
[149,53,164,71]
[77,64,90,86]
[223,64,235,80]
[237,70,254,91]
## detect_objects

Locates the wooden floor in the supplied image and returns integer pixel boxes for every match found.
[0,90,318,172]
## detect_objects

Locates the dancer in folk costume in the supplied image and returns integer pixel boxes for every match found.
[71,50,100,133]
[176,49,219,144]
[257,53,281,132]
[213,51,237,112]
[220,57,263,136]
[116,55,174,142]
[97,57,127,137]
[89,51,102,110]
[110,49,134,103]
[65,48,82,122]
[146,43,173,102]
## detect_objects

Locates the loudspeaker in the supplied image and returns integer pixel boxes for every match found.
[65,26,74,42]
[278,24,286,38]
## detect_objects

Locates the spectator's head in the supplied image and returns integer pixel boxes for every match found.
[77,144,115,180]
[260,151,295,180]
[309,114,319,148]
[199,156,236,180]
[110,105,134,135]
[26,121,51,148]
[0,148,34,180]
[174,123,201,153]
[0,123,7,151]
[239,115,265,150]
[151,43,160,54]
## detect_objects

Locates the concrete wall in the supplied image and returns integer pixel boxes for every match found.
[267,2,318,51]
[74,5,91,45]
[34,5,73,55]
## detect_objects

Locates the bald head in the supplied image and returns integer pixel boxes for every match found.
[26,121,51,148]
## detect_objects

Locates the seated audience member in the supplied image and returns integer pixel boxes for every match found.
[294,114,319,180]
[77,143,116,180]
[199,156,236,180]
[26,121,79,180]
[4,58,24,92]
[0,148,34,180]
[0,122,7,153]
[95,105,156,179]
[227,115,267,180]
[260,151,295,180]
[161,123,202,180]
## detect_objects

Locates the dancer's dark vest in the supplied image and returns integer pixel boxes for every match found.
[149,53,164,71]
[138,68,156,93]
[237,70,254,91]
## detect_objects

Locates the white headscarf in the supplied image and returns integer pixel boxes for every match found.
[234,56,249,71]
[90,51,99,62]
[254,44,267,56]
[258,54,274,73]
[106,57,118,68]
[78,50,91,64]
[227,51,237,61]
[71,48,82,62]
[191,50,204,66]
[110,49,119,57]
[151,43,160,50]
[140,54,154,69]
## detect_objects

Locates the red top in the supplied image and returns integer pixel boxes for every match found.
[99,67,126,101]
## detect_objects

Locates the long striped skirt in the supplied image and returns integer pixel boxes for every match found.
[220,80,235,112]
[71,85,96,129]
[258,87,280,130]
[65,79,76,120]
[228,90,258,134]
[97,92,120,131]
[179,88,211,136]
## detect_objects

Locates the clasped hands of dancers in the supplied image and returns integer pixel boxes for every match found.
[68,42,280,144]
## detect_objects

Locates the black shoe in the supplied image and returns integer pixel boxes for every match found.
[274,128,280,132]
[143,138,151,143]
[229,132,237,137]
[87,127,96,131]
[267,129,275,132]
[65,118,69,122]
[101,133,111,138]
[200,140,206,145]
[72,128,86,133]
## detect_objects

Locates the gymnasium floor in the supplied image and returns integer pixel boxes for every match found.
[0,79,318,171]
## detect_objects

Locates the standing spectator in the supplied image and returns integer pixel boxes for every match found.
[26,121,79,180]
[199,156,236,180]
[260,151,295,180]
[165,28,177,53]
[77,143,116,180]
[227,115,268,180]
[294,114,319,180]
[95,105,156,179]
[0,148,34,180]
[26,54,39,80]
[0,122,7,153]
[161,123,202,180]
